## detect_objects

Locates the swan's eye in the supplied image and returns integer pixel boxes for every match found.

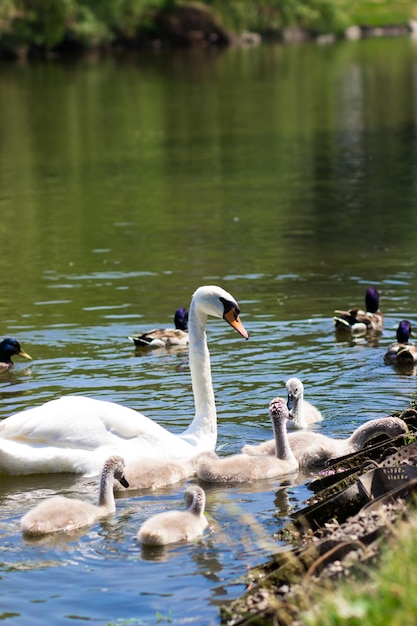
[219,297,240,320]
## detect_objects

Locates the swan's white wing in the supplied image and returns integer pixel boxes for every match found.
[0,396,203,475]
[0,396,171,448]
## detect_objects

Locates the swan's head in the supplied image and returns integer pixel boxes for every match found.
[269,397,292,423]
[365,287,379,313]
[191,286,248,339]
[104,455,129,488]
[0,338,32,363]
[286,377,303,411]
[396,320,413,343]
[174,308,188,331]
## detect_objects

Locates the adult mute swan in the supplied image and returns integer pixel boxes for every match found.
[129,307,189,348]
[196,398,298,483]
[285,378,323,429]
[137,485,208,545]
[333,287,383,335]
[21,455,128,536]
[242,415,408,469]
[0,285,248,476]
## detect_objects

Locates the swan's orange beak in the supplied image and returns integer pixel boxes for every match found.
[224,309,249,340]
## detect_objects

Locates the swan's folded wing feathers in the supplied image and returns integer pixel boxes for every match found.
[0,396,177,448]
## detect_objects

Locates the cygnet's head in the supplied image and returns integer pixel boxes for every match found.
[285,377,304,411]
[184,485,206,514]
[104,455,129,488]
[269,397,292,423]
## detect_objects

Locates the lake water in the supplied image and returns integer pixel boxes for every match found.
[1,35,417,625]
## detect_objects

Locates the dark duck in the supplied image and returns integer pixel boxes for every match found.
[0,338,32,371]
[129,307,189,348]
[333,287,383,335]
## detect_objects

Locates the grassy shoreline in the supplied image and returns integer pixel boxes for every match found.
[1,0,417,59]
[303,511,417,626]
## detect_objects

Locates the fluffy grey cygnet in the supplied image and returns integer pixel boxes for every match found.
[285,377,323,429]
[21,455,128,536]
[196,397,298,483]
[242,416,408,469]
[137,485,208,546]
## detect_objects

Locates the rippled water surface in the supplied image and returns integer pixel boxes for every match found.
[1,36,417,625]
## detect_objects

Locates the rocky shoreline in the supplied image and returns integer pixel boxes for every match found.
[220,405,417,625]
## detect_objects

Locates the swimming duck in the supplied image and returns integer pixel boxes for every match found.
[196,398,298,483]
[137,485,208,545]
[242,415,407,469]
[384,320,417,367]
[129,308,188,348]
[333,287,383,335]
[285,378,323,429]
[0,338,32,372]
[21,456,129,536]
[0,286,248,476]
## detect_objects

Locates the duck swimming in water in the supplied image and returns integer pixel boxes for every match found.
[333,287,383,335]
[129,308,189,348]
[384,320,417,368]
[0,338,32,372]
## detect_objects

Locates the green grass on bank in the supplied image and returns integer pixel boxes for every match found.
[339,0,417,27]
[211,0,417,35]
[301,510,417,626]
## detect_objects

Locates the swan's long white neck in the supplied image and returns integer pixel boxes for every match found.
[180,301,217,449]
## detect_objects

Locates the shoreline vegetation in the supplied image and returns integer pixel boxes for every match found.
[1,0,417,60]
[221,404,417,626]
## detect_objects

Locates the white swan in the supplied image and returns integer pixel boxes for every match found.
[137,485,208,545]
[0,285,248,476]
[196,398,298,483]
[285,378,323,429]
[242,416,408,469]
[21,455,128,536]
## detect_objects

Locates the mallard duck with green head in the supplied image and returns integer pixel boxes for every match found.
[129,307,189,348]
[334,287,383,335]
[0,338,32,372]
[384,320,417,367]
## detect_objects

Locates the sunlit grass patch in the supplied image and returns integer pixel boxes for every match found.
[302,510,417,626]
